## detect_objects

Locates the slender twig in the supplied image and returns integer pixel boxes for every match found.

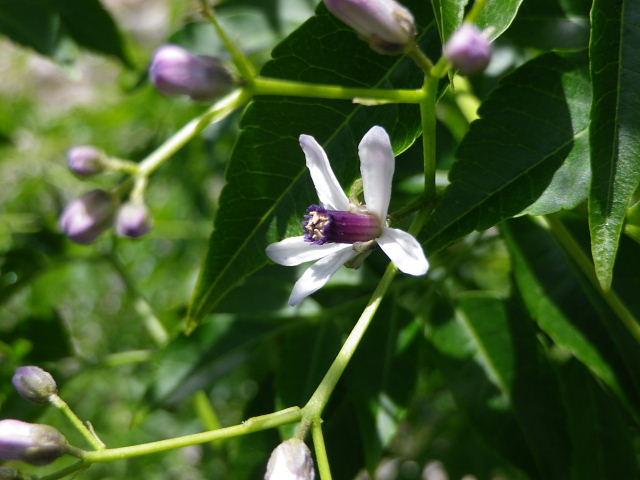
[199,0,256,80]
[49,395,105,450]
[81,408,302,462]
[312,421,332,480]
[251,77,424,104]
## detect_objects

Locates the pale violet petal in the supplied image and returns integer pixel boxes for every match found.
[288,247,356,306]
[376,227,429,276]
[359,126,394,220]
[266,236,352,266]
[299,134,350,211]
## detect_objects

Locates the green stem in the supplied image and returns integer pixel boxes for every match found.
[81,407,302,463]
[137,89,251,178]
[407,44,434,73]
[311,421,332,480]
[199,0,256,80]
[252,77,424,104]
[543,215,640,343]
[49,395,105,450]
[302,263,398,419]
[420,74,439,203]
[103,156,139,175]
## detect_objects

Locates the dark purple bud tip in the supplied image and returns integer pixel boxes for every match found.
[12,366,57,404]
[324,0,416,54]
[443,23,492,75]
[115,202,152,238]
[59,189,116,244]
[265,439,315,480]
[149,44,235,101]
[0,420,68,466]
[67,145,104,177]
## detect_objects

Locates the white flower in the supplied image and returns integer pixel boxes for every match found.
[266,126,429,306]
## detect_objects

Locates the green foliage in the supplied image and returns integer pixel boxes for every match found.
[588,0,640,290]
[1,0,640,479]
[0,0,130,64]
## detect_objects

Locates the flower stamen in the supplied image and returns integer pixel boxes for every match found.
[303,205,381,245]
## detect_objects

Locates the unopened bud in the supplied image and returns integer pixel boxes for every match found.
[0,420,68,466]
[265,439,315,480]
[12,366,57,404]
[149,44,235,101]
[67,146,105,177]
[115,202,152,238]
[443,23,492,75]
[59,189,116,244]
[324,0,416,54]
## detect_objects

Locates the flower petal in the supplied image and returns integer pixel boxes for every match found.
[266,236,352,266]
[288,247,356,306]
[359,126,394,220]
[300,134,350,211]
[376,227,429,276]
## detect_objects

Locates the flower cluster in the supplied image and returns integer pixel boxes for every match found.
[266,126,429,306]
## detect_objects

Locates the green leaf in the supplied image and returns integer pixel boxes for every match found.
[427,293,570,477]
[587,0,640,290]
[0,0,61,56]
[432,0,523,44]
[53,0,131,66]
[557,360,640,479]
[346,299,421,471]
[431,0,465,43]
[509,1,590,51]
[0,0,129,65]
[475,0,524,39]
[501,216,640,416]
[186,0,437,330]
[425,52,591,253]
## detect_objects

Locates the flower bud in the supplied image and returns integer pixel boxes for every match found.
[324,0,416,54]
[67,145,105,177]
[12,366,58,404]
[59,189,116,244]
[149,44,235,101]
[443,23,492,75]
[0,420,68,466]
[265,439,315,480]
[115,201,152,238]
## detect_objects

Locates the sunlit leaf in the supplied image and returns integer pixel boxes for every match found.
[588,0,640,290]
[425,52,590,253]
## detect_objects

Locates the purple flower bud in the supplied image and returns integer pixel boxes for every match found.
[115,202,152,238]
[12,366,58,404]
[265,439,315,480]
[59,189,116,244]
[0,420,68,466]
[149,44,235,101]
[324,0,416,54]
[67,145,105,177]
[443,23,492,75]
